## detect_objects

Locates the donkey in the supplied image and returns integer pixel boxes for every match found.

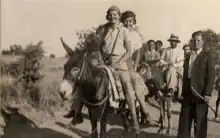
[58,38,140,138]
[140,63,182,136]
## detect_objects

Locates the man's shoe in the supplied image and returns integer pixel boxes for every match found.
[63,110,75,118]
[70,113,83,125]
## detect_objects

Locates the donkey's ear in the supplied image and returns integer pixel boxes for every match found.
[60,37,74,56]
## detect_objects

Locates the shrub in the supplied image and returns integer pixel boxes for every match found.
[49,54,56,59]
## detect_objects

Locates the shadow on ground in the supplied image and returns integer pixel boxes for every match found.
[56,121,176,138]
[1,106,72,138]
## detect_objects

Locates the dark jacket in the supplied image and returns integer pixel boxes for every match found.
[182,49,216,99]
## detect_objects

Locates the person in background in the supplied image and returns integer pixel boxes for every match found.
[142,40,160,67]
[160,34,184,97]
[121,10,157,125]
[183,44,191,57]
[155,40,164,56]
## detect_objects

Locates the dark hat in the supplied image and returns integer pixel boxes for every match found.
[167,34,181,43]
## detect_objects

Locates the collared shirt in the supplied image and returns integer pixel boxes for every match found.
[188,48,202,78]
[160,46,184,68]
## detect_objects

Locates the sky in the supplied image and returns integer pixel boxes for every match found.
[1,0,220,57]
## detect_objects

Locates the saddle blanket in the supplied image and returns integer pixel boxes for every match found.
[97,65,139,109]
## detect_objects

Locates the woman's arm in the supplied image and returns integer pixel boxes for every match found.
[116,29,132,65]
[134,49,141,71]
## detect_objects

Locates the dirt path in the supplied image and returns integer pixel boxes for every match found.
[2,98,220,138]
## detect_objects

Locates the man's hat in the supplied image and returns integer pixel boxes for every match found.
[167,34,181,43]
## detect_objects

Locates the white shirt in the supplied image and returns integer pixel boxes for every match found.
[129,30,143,53]
[188,48,202,78]
[160,46,184,68]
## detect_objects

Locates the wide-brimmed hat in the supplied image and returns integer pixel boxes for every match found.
[167,34,181,43]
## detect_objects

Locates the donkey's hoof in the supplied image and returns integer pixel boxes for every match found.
[165,129,171,136]
[65,123,73,129]
[157,128,164,135]
[135,133,140,138]
[124,128,132,133]
[100,132,109,138]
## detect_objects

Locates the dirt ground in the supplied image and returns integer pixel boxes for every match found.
[2,96,220,138]
[1,56,220,138]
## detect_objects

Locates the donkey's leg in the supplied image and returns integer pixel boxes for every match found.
[215,93,220,120]
[100,109,108,138]
[140,107,145,124]
[89,109,98,138]
[165,97,172,136]
[157,98,165,135]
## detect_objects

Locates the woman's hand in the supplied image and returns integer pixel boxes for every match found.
[111,62,121,70]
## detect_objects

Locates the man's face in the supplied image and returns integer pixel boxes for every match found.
[170,41,178,48]
[123,17,134,30]
[184,46,190,55]
[194,35,204,50]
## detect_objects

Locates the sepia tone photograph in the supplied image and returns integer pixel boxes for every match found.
[1,0,220,138]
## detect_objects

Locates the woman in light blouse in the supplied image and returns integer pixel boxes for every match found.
[96,5,140,133]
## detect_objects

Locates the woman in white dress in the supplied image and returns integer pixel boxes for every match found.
[121,11,157,125]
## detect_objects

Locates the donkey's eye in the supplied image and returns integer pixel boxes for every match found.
[72,67,80,72]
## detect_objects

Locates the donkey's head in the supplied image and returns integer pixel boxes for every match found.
[59,37,85,100]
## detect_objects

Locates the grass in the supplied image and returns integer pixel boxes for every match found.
[0,55,70,114]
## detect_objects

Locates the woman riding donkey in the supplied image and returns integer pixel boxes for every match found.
[62,5,150,134]
[120,10,157,125]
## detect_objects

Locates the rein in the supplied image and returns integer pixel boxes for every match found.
[75,51,109,107]
[72,51,109,137]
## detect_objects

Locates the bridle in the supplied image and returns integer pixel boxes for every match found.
[64,51,109,107]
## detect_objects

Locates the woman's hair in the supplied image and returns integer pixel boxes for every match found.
[106,5,121,21]
[147,39,155,45]
[155,40,163,46]
[120,10,137,24]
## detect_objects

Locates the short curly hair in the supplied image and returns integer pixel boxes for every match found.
[147,39,155,45]
[120,10,137,24]
[155,40,163,46]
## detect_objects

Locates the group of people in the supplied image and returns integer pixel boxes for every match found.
[63,5,216,138]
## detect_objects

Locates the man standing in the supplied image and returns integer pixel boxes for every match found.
[177,30,216,138]
[160,34,184,97]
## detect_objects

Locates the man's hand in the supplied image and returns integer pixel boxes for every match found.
[204,96,211,103]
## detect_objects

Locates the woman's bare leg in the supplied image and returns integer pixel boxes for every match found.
[118,70,140,134]
[131,72,157,125]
